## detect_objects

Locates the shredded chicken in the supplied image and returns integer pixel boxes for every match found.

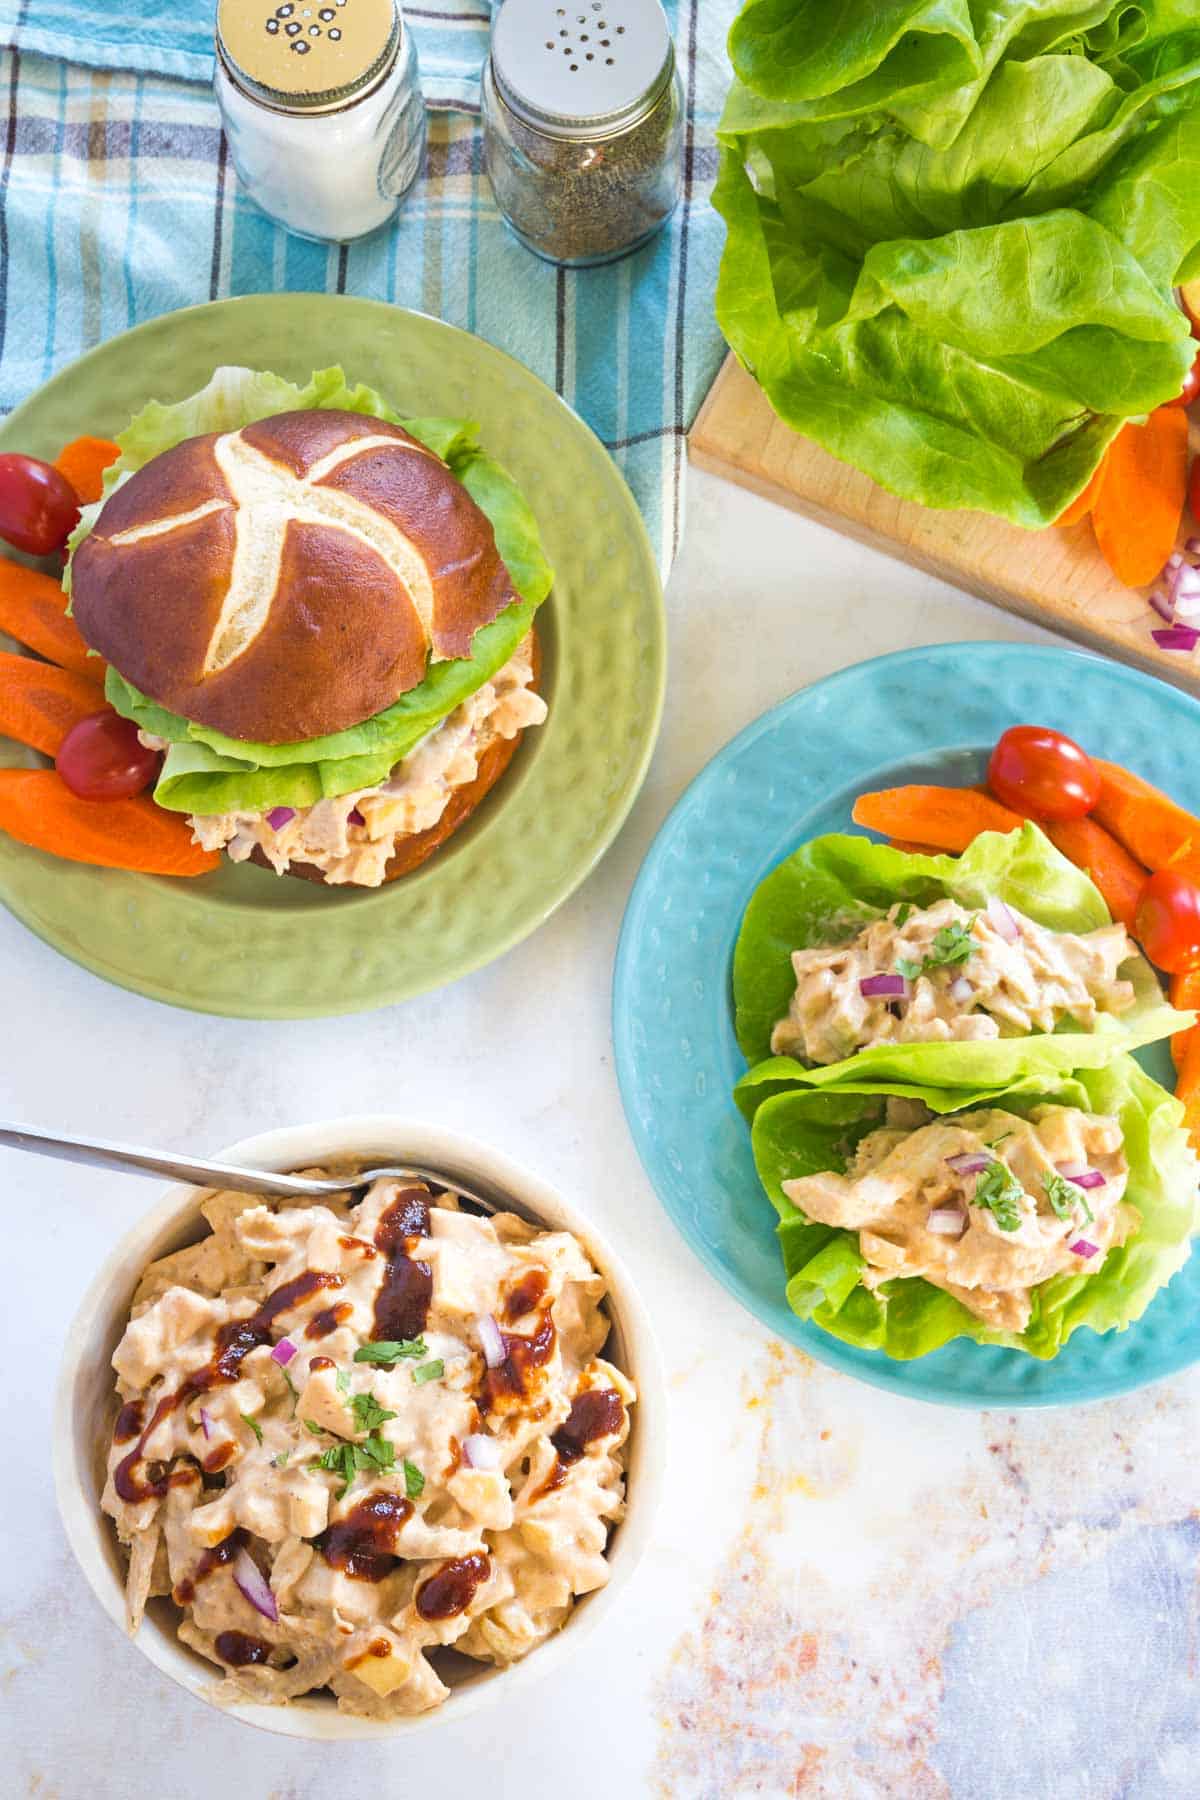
[772,898,1136,1064]
[783,1102,1136,1331]
[102,1175,633,1717]
[173,634,547,886]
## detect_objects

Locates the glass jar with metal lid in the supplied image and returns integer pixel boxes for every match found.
[482,0,684,267]
[214,0,426,243]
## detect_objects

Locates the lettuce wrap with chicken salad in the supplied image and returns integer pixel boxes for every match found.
[732,824,1189,1096]
[748,1056,1198,1359]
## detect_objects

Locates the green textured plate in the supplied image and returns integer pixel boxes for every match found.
[0,296,665,1018]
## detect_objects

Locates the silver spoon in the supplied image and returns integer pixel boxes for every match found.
[0,1123,526,1218]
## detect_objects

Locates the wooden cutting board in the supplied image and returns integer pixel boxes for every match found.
[690,354,1200,695]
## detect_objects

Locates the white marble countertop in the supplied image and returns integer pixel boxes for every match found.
[3,469,1196,1799]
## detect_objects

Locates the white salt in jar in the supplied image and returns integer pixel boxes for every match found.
[214,0,426,243]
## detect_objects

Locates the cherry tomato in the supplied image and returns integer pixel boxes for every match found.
[0,453,81,556]
[56,712,160,800]
[987,725,1101,822]
[1167,348,1200,408]
[1135,869,1200,973]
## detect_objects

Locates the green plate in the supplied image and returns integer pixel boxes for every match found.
[0,296,665,1018]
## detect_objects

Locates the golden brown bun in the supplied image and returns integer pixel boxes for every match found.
[250,629,541,887]
[71,410,515,746]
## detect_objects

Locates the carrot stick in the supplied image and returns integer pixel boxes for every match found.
[0,559,104,679]
[1091,408,1189,588]
[1170,971,1200,1069]
[852,786,1023,853]
[1091,758,1200,884]
[0,770,217,876]
[1054,458,1106,528]
[1042,816,1147,932]
[0,651,109,757]
[53,436,120,505]
[1174,1026,1200,1154]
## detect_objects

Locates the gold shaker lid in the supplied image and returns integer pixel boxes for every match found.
[217,0,398,110]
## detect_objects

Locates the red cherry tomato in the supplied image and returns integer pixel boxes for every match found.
[1167,348,1200,408]
[987,725,1101,822]
[0,453,81,556]
[56,712,160,800]
[1135,869,1200,974]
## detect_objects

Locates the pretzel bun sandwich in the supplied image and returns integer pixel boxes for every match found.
[67,367,554,887]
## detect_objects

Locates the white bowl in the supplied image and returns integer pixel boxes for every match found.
[53,1116,665,1739]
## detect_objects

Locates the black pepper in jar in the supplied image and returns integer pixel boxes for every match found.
[482,0,684,267]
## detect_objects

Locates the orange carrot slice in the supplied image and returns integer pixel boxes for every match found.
[0,559,103,679]
[1054,458,1106,528]
[1091,758,1200,884]
[1174,1025,1200,1154]
[1042,816,1147,933]
[0,769,217,875]
[1091,408,1189,588]
[852,787,1023,854]
[53,435,120,505]
[1170,970,1200,1069]
[0,651,109,757]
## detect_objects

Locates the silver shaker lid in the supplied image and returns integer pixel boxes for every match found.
[491,0,674,139]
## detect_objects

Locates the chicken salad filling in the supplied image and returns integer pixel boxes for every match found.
[783,1099,1135,1333]
[140,635,547,887]
[771,897,1136,1066]
[102,1174,633,1718]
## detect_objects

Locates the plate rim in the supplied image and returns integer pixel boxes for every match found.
[613,638,1200,1409]
[0,294,667,1018]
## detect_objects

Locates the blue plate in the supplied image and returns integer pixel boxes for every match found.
[614,642,1200,1408]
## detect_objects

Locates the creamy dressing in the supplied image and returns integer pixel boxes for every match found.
[771,898,1136,1065]
[783,1102,1135,1331]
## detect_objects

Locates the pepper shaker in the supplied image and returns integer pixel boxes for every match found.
[482,0,684,267]
[214,0,427,243]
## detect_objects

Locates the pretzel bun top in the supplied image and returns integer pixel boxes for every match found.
[71,410,517,744]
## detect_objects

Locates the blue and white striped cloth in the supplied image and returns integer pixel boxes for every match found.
[0,0,736,578]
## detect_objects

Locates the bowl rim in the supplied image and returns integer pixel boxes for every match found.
[52,1115,666,1740]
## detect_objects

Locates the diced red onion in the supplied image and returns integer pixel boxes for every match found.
[949,976,973,1003]
[1186,538,1200,557]
[1150,589,1176,626]
[463,1433,501,1471]
[1055,1161,1106,1189]
[1152,626,1200,653]
[348,807,365,826]
[265,807,295,831]
[1175,594,1200,624]
[927,1207,966,1237]
[1166,550,1185,572]
[233,1547,279,1623]
[986,896,1020,943]
[478,1314,505,1369]
[198,1407,212,1441]
[270,1338,297,1366]
[946,1152,991,1175]
[1069,1238,1100,1259]
[860,973,910,999]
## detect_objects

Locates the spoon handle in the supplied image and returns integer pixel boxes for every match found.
[0,1124,345,1200]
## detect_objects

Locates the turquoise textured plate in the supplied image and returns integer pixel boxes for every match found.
[614,642,1200,1408]
[0,296,665,1018]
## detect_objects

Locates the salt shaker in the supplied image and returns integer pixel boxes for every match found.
[482,0,684,267]
[214,0,426,243]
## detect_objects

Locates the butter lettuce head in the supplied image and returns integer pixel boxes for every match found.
[749,1056,1199,1359]
[716,0,1200,525]
[732,824,1190,1097]
[67,366,554,816]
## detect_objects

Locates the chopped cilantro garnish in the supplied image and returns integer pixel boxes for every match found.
[273,1451,290,1469]
[303,1417,326,1437]
[350,1392,397,1434]
[1043,1171,1095,1225]
[240,1412,263,1445]
[894,902,913,927]
[404,1458,425,1499]
[282,1370,299,1411]
[971,1160,1025,1233]
[310,1432,396,1500]
[335,1368,351,1396]
[359,1434,395,1472]
[354,1338,427,1365]
[412,1360,444,1386]
[895,918,977,983]
[895,957,922,981]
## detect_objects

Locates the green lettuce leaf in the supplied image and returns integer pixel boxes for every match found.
[749,1056,1199,1358]
[732,824,1189,1082]
[716,1,1200,525]
[68,366,554,815]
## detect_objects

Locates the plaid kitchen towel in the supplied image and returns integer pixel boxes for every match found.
[0,0,737,580]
